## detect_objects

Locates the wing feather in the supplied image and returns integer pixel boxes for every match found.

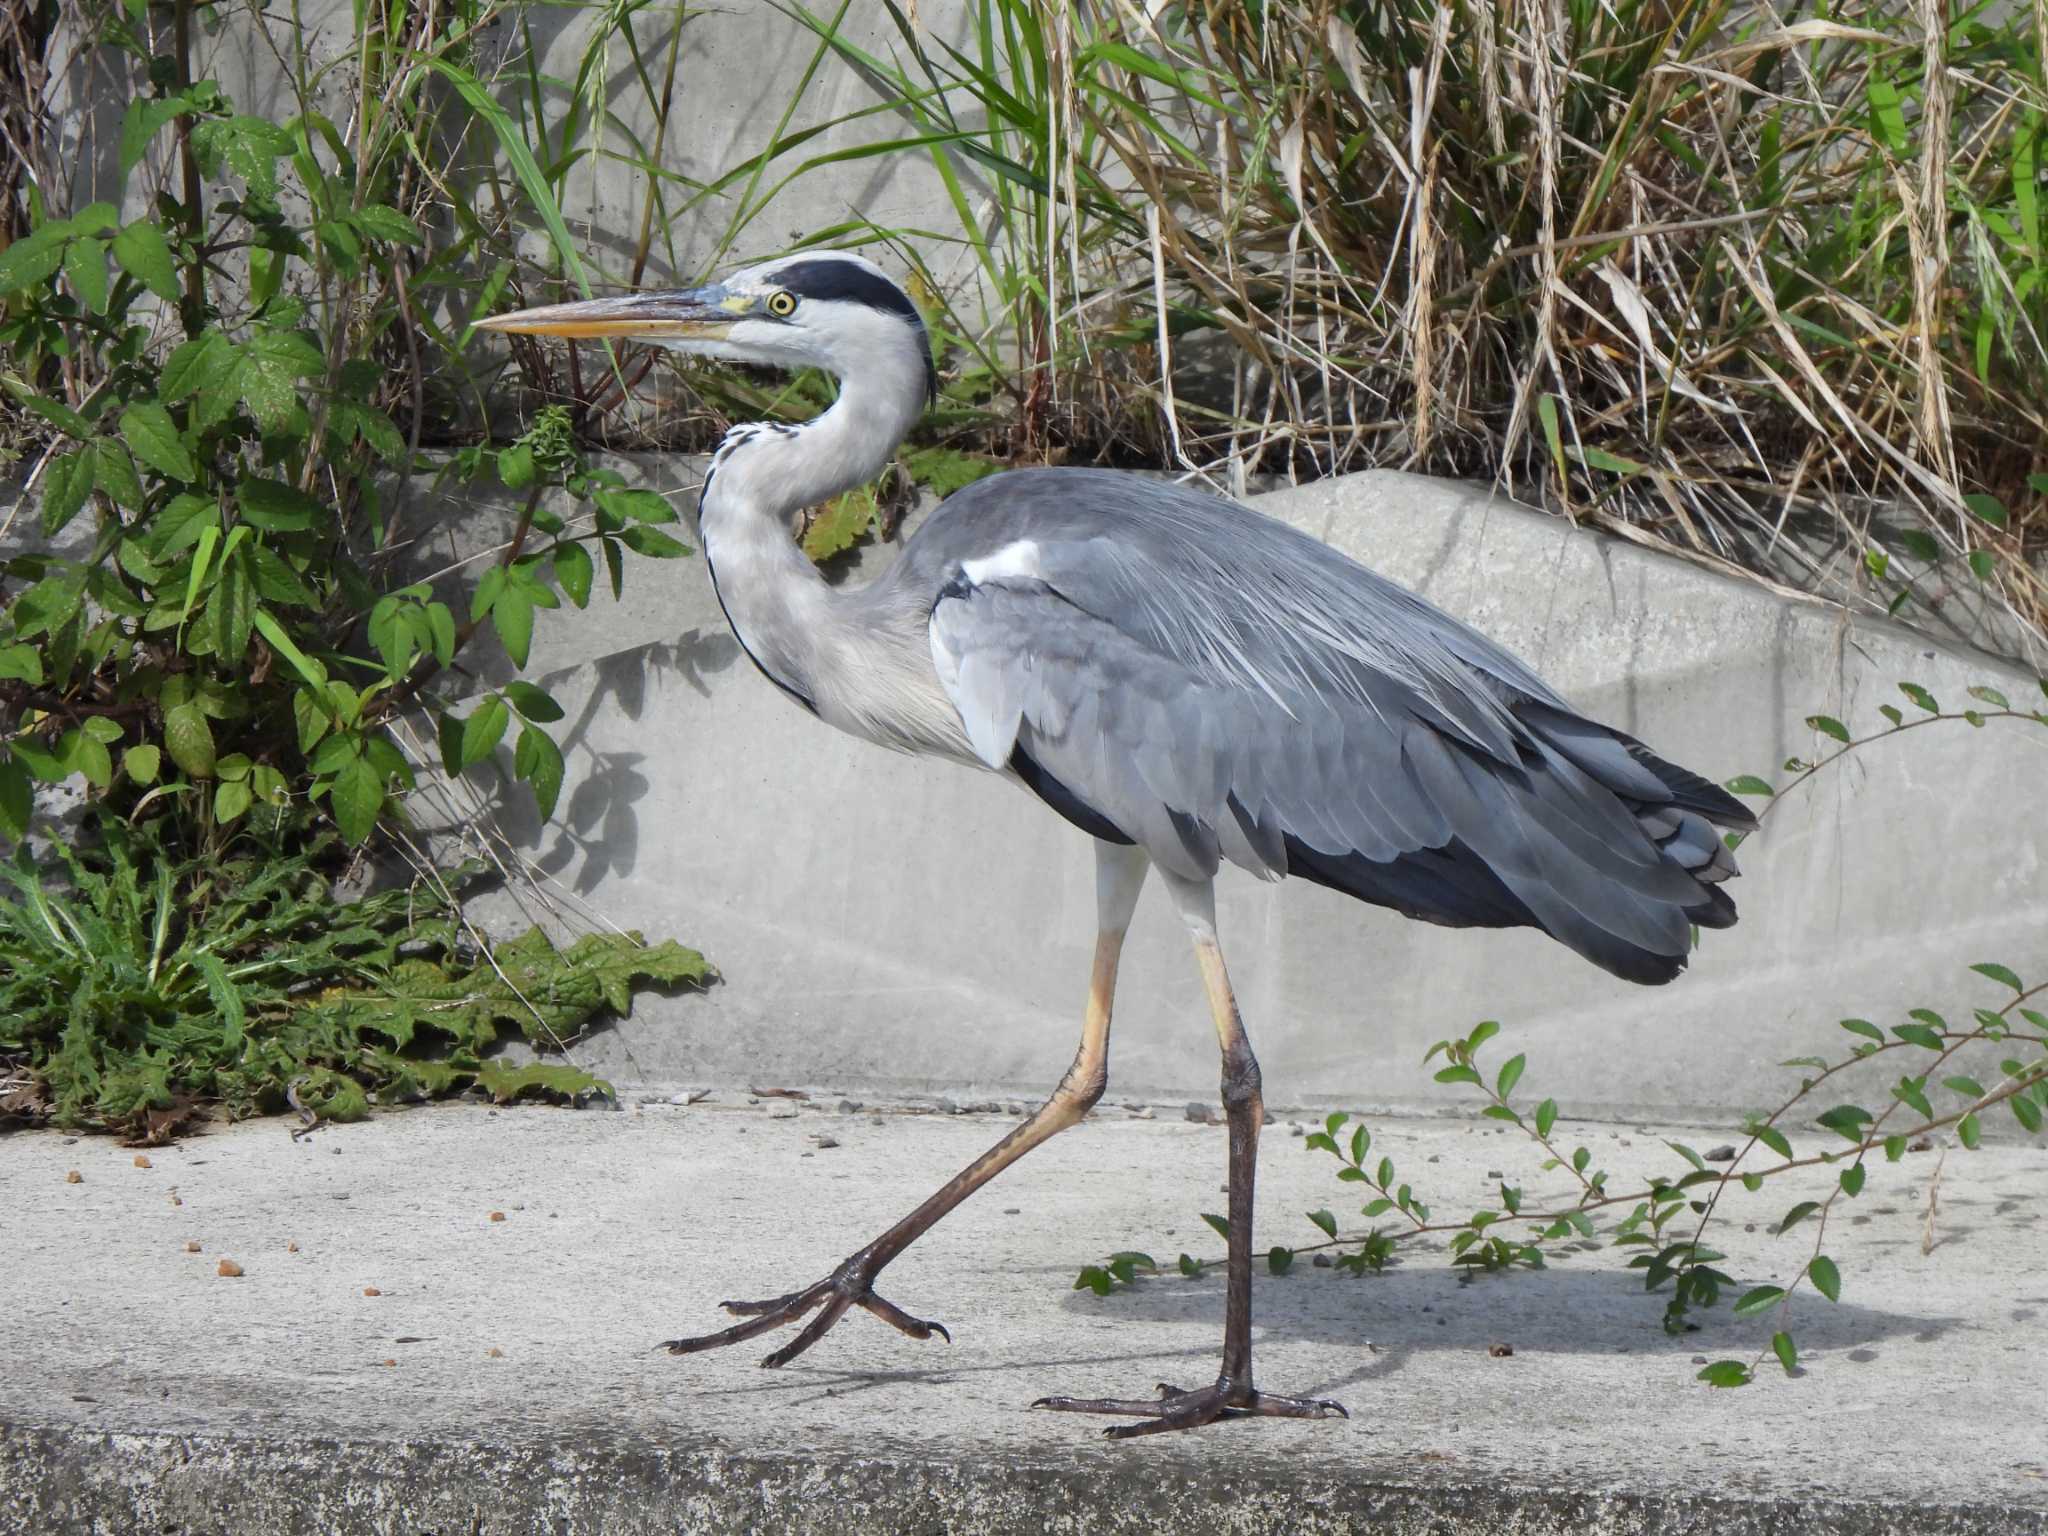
[913,472,1751,983]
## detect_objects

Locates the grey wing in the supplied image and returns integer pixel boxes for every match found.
[919,470,1754,985]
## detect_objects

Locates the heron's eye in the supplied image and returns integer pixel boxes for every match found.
[764,290,798,318]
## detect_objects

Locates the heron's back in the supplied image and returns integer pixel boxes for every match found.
[889,467,1755,985]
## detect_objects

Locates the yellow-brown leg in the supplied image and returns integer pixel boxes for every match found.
[662,841,1150,1367]
[1035,872,1348,1436]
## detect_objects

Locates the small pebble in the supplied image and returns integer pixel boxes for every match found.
[935,1098,961,1115]
[1184,1102,1216,1124]
[1427,1154,1441,1163]
[810,1135,841,1150]
[836,1100,863,1114]
[184,1241,201,1253]
[133,1155,152,1169]
[287,1242,299,1253]
[217,1259,243,1278]
[1289,1123,1305,1137]
[767,1101,800,1120]
[1002,1207,1020,1216]
[1312,1254,1333,1268]
[1704,1145,1737,1162]
[64,1170,81,1184]
[363,1287,382,1297]
[1488,1342,1514,1358]
[1485,1169,1503,1179]
[485,1347,505,1359]
[489,1211,507,1223]
[381,1359,397,1368]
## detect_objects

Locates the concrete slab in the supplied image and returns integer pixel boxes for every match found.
[403,463,2048,1121]
[3,1100,2043,1533]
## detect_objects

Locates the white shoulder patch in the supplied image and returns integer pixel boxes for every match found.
[959,539,1044,588]
[929,593,1025,771]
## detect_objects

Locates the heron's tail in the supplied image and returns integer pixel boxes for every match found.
[1287,707,1755,988]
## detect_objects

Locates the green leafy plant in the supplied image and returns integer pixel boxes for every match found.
[0,810,710,1132]
[1077,674,2048,1386]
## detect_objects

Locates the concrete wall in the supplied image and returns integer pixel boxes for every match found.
[394,461,2048,1122]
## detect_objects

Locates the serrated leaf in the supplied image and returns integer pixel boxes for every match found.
[1969,962,2022,993]
[1732,1285,1784,1319]
[1804,714,1850,743]
[553,542,593,608]
[92,437,144,510]
[1772,1331,1798,1374]
[111,220,178,302]
[120,400,195,481]
[163,702,215,778]
[504,681,564,723]
[1807,1255,1841,1302]
[330,755,383,844]
[595,486,679,524]
[1899,682,1938,713]
[1839,1018,1883,1043]
[1966,685,2010,710]
[513,726,564,820]
[491,587,535,668]
[1697,1360,1752,1388]
[619,524,692,559]
[459,697,510,769]
[473,1059,615,1106]
[237,477,325,531]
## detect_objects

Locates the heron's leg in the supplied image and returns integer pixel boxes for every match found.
[1035,873,1348,1437]
[661,841,1151,1368]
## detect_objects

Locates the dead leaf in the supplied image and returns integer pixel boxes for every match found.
[749,1086,811,1101]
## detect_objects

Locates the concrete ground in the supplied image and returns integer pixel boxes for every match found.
[4,1096,2043,1534]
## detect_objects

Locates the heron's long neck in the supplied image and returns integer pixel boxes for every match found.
[696,367,919,709]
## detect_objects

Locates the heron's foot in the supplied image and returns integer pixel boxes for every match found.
[1032,1377,1348,1439]
[657,1260,950,1369]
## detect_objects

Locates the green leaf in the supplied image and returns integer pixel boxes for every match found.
[163,702,216,778]
[2013,1094,2043,1134]
[1966,685,2010,710]
[0,756,30,839]
[1772,1331,1798,1375]
[1732,1285,1784,1319]
[0,644,43,685]
[553,542,594,608]
[38,450,92,538]
[1073,1266,1113,1296]
[459,697,510,769]
[92,437,144,510]
[1201,1212,1230,1241]
[1957,1113,1981,1150]
[1696,1360,1752,1388]
[1839,1163,1865,1197]
[210,546,254,663]
[1839,1018,1883,1044]
[9,386,91,439]
[513,726,565,820]
[1726,775,1774,797]
[1943,1075,1986,1099]
[214,777,253,823]
[1754,1124,1792,1159]
[1970,962,2022,993]
[1534,1097,1558,1138]
[237,477,325,531]
[63,236,108,313]
[119,401,196,481]
[351,204,425,245]
[1495,1053,1526,1100]
[1899,682,1938,714]
[111,220,179,302]
[330,755,384,845]
[160,332,231,403]
[619,524,693,559]
[1307,1208,1338,1240]
[1962,493,2008,528]
[497,443,535,490]
[1777,1200,1820,1235]
[1266,1246,1294,1275]
[504,681,564,723]
[1807,1255,1841,1303]
[1893,1023,1943,1051]
[594,486,680,525]
[0,224,66,294]
[252,609,327,689]
[492,587,535,668]
[122,744,161,784]
[1804,714,1850,743]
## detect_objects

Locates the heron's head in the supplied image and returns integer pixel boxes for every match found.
[475,250,936,410]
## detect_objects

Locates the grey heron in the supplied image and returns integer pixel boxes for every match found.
[477,251,1755,1438]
